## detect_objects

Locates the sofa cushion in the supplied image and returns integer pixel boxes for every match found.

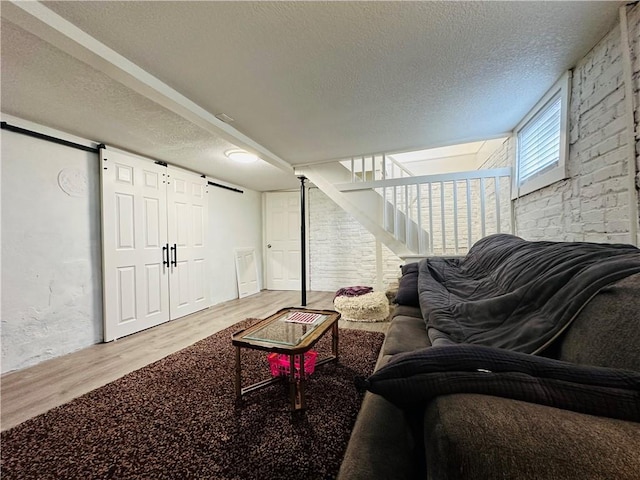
[424,394,640,480]
[394,262,420,307]
[336,393,419,480]
[361,344,640,421]
[392,305,422,319]
[382,315,431,356]
[557,273,640,371]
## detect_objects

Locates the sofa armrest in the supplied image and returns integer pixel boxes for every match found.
[338,392,419,480]
[423,393,640,480]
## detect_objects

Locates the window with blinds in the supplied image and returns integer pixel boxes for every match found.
[517,94,561,183]
[514,71,570,197]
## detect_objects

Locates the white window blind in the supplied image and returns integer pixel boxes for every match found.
[517,94,562,184]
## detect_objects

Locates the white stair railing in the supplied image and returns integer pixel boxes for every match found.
[340,154,418,242]
[340,153,414,182]
[334,168,512,256]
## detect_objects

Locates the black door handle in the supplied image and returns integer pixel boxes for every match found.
[170,244,177,267]
[162,244,169,267]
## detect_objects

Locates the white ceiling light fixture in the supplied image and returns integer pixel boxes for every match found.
[225,149,259,164]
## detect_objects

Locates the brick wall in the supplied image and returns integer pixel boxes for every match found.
[514,6,640,243]
[631,4,640,241]
[308,188,403,292]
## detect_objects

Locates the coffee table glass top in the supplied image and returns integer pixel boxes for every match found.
[243,309,332,346]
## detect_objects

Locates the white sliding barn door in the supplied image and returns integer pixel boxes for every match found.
[101,149,170,341]
[265,191,301,290]
[167,166,209,319]
[101,152,210,342]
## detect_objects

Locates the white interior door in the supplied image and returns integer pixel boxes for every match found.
[101,149,170,341]
[265,191,301,290]
[167,166,209,319]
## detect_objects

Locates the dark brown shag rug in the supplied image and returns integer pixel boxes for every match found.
[1,319,384,480]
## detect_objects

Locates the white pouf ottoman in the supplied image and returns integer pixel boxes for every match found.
[334,291,390,322]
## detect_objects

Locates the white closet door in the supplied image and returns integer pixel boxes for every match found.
[101,149,170,341]
[167,166,209,319]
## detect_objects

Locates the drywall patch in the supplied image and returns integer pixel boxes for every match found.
[58,168,88,197]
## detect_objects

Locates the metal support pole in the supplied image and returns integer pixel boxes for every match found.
[299,176,307,306]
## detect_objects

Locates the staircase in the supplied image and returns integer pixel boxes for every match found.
[296,154,512,259]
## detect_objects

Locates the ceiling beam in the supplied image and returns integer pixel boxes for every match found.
[2,0,293,174]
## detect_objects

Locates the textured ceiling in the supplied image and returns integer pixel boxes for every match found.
[0,18,296,192]
[1,1,624,191]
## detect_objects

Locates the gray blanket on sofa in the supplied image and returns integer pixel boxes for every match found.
[418,234,640,354]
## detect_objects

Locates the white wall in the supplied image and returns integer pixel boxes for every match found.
[402,154,477,176]
[1,117,103,373]
[1,116,264,373]
[208,185,263,304]
[390,138,507,176]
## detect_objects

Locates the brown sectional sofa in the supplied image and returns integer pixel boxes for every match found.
[338,238,640,480]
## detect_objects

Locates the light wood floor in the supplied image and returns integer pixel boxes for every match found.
[1,290,387,432]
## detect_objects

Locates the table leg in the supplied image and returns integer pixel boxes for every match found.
[332,320,339,360]
[288,353,307,410]
[235,346,242,400]
[296,381,306,410]
[298,353,306,410]
[289,354,297,409]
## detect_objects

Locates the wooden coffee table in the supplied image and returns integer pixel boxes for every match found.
[232,307,340,410]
